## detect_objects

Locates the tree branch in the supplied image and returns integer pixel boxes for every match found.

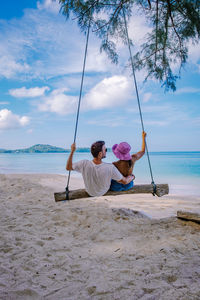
[167,0,183,50]
[93,1,123,33]
[147,0,151,9]
[155,0,159,64]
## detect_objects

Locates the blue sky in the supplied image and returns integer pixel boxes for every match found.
[0,0,200,151]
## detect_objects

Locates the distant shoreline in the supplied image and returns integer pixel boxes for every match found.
[0,144,200,154]
[0,150,199,154]
[0,144,90,154]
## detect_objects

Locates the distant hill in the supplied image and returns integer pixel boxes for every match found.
[0,144,90,153]
[0,144,68,153]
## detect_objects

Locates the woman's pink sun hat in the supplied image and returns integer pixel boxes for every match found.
[112,142,132,161]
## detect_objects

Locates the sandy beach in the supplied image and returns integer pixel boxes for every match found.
[0,174,200,299]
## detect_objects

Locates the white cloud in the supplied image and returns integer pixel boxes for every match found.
[192,117,200,125]
[37,0,60,13]
[142,92,152,103]
[87,116,126,127]
[37,88,77,115]
[9,86,50,98]
[0,5,113,80]
[144,120,169,126]
[127,104,175,114]
[0,1,199,84]
[35,76,134,114]
[0,102,9,105]
[86,46,114,73]
[126,103,193,127]
[0,109,29,130]
[128,14,151,47]
[139,105,171,113]
[83,76,133,109]
[188,41,200,65]
[0,56,30,79]
[27,129,33,133]
[175,87,200,94]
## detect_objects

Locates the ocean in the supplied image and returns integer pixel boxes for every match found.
[0,152,200,196]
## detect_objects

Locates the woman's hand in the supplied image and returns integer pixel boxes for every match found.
[71,143,76,153]
[131,174,136,180]
[142,131,147,138]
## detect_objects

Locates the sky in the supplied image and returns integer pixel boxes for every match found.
[0,0,200,151]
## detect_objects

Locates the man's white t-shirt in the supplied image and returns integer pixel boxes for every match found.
[72,160,123,196]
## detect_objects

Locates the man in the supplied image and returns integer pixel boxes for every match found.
[66,141,134,197]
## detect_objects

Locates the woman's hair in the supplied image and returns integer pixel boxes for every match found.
[91,140,105,158]
[127,160,132,168]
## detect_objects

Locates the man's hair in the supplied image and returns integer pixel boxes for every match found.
[91,140,105,158]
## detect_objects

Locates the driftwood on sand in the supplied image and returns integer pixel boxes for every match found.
[177,211,200,224]
[54,184,169,202]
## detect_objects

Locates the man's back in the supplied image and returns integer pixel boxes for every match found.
[73,160,122,196]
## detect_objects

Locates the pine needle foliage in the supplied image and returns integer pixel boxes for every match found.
[58,0,200,91]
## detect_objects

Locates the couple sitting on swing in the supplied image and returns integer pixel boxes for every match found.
[66,131,146,197]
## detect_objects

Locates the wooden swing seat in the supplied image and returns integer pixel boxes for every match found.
[54,183,169,201]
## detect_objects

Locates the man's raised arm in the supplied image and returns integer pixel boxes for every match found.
[66,143,76,171]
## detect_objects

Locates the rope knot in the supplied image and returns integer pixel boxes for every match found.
[151,181,157,196]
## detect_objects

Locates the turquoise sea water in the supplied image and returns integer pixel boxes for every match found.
[0,152,200,196]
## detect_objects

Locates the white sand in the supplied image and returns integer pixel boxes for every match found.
[0,174,200,299]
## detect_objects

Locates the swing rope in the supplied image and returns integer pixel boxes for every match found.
[122,7,157,195]
[65,17,91,200]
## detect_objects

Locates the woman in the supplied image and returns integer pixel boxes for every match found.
[110,131,147,191]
